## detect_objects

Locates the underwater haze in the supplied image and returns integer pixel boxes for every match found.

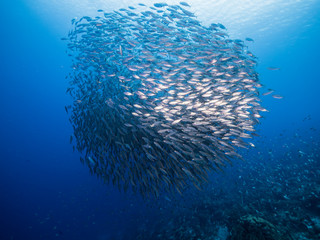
[1,0,320,240]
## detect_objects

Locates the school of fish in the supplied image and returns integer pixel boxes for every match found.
[65,2,267,198]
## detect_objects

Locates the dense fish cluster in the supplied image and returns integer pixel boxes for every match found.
[65,2,266,197]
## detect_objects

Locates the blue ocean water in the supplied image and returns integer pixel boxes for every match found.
[1,0,319,239]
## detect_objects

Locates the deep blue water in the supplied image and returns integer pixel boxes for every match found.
[1,1,319,239]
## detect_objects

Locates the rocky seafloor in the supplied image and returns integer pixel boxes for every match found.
[133,127,320,240]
